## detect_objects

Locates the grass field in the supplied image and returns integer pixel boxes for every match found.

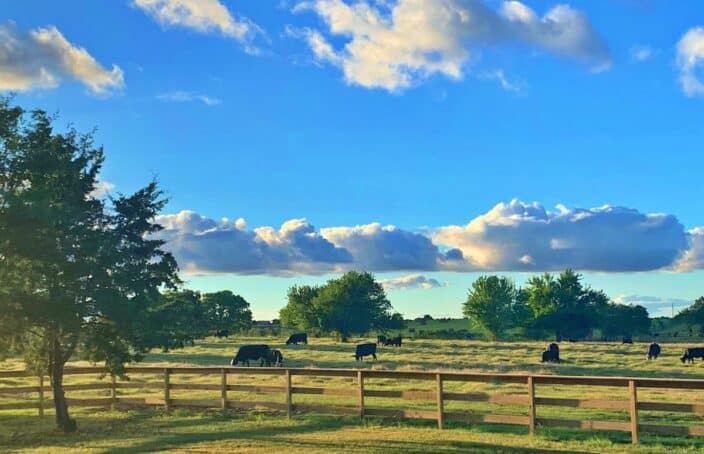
[2,336,704,453]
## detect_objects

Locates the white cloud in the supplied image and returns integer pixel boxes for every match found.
[433,199,689,272]
[672,227,704,272]
[614,294,693,318]
[676,27,704,96]
[153,203,703,276]
[89,180,115,199]
[0,23,124,94]
[154,211,352,275]
[381,274,446,290]
[321,223,460,271]
[157,90,222,106]
[292,0,610,92]
[478,69,521,92]
[133,0,263,53]
[629,44,653,63]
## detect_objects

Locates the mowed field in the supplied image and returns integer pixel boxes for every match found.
[2,337,704,453]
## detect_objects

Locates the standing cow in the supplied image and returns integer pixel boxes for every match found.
[267,349,284,367]
[384,336,402,347]
[231,345,270,366]
[541,343,560,363]
[681,347,704,363]
[286,333,308,345]
[646,343,661,360]
[355,343,377,361]
[377,335,388,345]
[622,335,633,344]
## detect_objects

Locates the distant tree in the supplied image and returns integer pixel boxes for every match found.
[599,303,650,338]
[382,312,406,331]
[463,276,518,340]
[279,285,320,332]
[149,291,208,349]
[676,297,704,327]
[0,99,181,432]
[280,272,396,341]
[202,290,252,334]
[525,270,600,341]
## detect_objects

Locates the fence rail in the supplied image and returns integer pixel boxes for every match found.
[1,366,704,444]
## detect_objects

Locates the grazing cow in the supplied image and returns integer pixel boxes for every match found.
[622,335,633,344]
[285,333,308,345]
[266,349,284,367]
[646,343,661,360]
[377,335,388,346]
[681,347,704,364]
[213,329,230,338]
[384,336,402,347]
[355,343,377,361]
[541,343,560,363]
[231,345,270,366]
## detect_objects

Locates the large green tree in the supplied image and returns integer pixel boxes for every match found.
[675,297,704,327]
[280,271,398,340]
[463,276,522,340]
[0,99,181,432]
[201,290,252,334]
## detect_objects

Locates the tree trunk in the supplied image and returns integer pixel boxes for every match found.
[50,337,76,433]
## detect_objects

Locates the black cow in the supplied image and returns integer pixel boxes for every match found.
[286,333,308,345]
[681,347,704,364]
[231,345,270,366]
[646,343,661,360]
[622,335,633,344]
[384,336,402,347]
[213,329,230,338]
[377,335,388,345]
[355,343,377,361]
[267,349,284,367]
[541,343,560,363]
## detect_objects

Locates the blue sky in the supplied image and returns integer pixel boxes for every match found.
[2,0,704,319]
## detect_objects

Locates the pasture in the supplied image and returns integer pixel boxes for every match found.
[2,337,704,453]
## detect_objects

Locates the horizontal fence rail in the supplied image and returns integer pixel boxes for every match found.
[1,367,704,444]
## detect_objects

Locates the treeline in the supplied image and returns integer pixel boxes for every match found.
[279,271,404,340]
[464,270,650,341]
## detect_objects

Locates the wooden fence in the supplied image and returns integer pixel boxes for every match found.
[2,366,704,444]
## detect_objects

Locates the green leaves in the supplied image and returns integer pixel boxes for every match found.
[280,271,396,339]
[463,275,521,340]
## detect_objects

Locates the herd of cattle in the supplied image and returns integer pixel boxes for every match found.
[229,332,704,368]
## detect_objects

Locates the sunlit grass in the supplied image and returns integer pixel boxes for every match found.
[2,336,704,452]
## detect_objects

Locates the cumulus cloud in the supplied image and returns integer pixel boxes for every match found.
[154,211,352,275]
[433,199,689,272]
[157,90,222,106]
[153,203,703,276]
[0,23,124,94]
[132,0,263,53]
[672,227,704,272]
[676,27,704,97]
[321,223,459,271]
[291,0,610,91]
[614,295,693,318]
[381,274,446,290]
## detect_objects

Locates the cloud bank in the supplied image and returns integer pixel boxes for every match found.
[676,27,704,97]
[381,274,446,290]
[291,0,610,91]
[133,0,263,53]
[155,200,703,276]
[614,295,693,318]
[0,23,124,94]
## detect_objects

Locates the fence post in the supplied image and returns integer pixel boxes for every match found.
[527,376,536,435]
[38,375,44,418]
[164,368,171,414]
[629,380,639,444]
[220,368,227,410]
[110,374,117,411]
[436,373,444,430]
[285,369,292,419]
[357,369,365,419]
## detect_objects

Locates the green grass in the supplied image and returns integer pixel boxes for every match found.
[2,336,704,453]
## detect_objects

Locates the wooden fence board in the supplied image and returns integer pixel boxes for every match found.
[535,397,629,410]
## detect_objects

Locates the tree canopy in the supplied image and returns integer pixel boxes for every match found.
[463,276,526,340]
[0,98,183,432]
[280,271,400,340]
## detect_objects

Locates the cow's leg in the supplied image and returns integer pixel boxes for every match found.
[372,353,377,360]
